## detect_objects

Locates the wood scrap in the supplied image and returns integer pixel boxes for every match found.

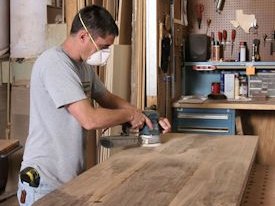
[131,0,146,109]
[115,0,132,44]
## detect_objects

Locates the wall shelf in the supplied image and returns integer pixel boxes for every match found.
[185,61,275,70]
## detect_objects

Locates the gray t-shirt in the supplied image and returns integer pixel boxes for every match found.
[21,46,107,189]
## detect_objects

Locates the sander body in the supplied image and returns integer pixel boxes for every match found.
[100,110,161,148]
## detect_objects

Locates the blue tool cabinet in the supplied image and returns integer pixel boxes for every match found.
[173,108,235,135]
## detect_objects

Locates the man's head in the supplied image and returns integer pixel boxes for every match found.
[67,5,119,65]
[71,5,118,39]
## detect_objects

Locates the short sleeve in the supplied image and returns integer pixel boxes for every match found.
[41,60,87,109]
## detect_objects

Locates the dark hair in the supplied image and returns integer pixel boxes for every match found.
[70,5,119,38]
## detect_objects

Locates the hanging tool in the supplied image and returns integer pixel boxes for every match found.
[263,34,267,47]
[182,0,188,26]
[196,3,204,29]
[215,0,225,14]
[218,31,222,44]
[222,30,227,49]
[271,31,275,55]
[211,32,215,44]
[100,110,162,148]
[252,39,260,61]
[231,29,236,58]
[206,18,212,35]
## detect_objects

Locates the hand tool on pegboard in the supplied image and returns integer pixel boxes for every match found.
[222,30,227,50]
[253,39,261,61]
[196,3,204,29]
[211,32,215,44]
[205,18,211,35]
[182,0,188,26]
[231,29,236,58]
[270,31,275,55]
[218,31,222,44]
[263,34,267,47]
[215,0,225,14]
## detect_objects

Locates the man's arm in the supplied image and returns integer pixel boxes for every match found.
[66,91,152,130]
[95,91,171,133]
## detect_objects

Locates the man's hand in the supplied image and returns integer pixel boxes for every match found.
[129,109,153,130]
[158,117,171,134]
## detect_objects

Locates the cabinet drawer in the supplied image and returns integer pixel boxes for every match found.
[173,108,235,135]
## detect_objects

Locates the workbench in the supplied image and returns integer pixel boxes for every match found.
[173,98,275,166]
[0,139,21,196]
[35,133,258,206]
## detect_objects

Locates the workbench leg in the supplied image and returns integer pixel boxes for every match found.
[236,114,244,135]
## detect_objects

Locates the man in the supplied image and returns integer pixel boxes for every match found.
[17,5,171,205]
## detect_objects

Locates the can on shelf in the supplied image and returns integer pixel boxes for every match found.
[211,82,221,94]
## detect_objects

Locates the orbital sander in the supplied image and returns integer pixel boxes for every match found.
[100,110,162,148]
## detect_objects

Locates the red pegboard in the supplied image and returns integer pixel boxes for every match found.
[188,0,275,61]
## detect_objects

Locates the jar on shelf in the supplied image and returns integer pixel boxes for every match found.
[239,42,247,62]
[211,41,220,61]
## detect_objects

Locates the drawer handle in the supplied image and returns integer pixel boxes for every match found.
[177,113,229,120]
[177,127,229,133]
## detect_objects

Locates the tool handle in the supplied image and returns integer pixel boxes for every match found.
[222,30,227,41]
[207,18,211,27]
[211,32,215,42]
[218,32,223,43]
[231,29,236,42]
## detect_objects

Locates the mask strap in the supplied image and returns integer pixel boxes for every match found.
[78,12,99,51]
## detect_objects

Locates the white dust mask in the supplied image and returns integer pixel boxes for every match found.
[86,48,111,66]
[78,12,111,66]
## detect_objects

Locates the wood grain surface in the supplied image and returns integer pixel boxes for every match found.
[173,98,275,165]
[35,133,258,206]
[0,139,19,155]
[173,98,275,110]
[241,110,275,166]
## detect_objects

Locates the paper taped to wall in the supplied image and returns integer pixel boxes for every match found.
[230,10,257,33]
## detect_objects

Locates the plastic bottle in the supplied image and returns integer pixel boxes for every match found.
[239,42,246,62]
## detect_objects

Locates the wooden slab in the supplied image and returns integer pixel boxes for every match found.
[35,134,258,206]
[0,139,19,156]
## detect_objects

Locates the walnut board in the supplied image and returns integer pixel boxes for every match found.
[36,133,258,206]
[0,139,19,156]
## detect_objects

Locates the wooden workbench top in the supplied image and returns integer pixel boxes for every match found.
[173,97,275,110]
[36,133,258,206]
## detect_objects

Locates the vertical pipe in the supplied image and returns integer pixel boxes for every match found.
[170,0,175,98]
[145,0,157,106]
[6,59,11,139]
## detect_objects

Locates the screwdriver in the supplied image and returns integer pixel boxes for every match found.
[211,32,215,44]
[218,31,222,45]
[222,30,227,49]
[206,18,212,35]
[231,29,236,58]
